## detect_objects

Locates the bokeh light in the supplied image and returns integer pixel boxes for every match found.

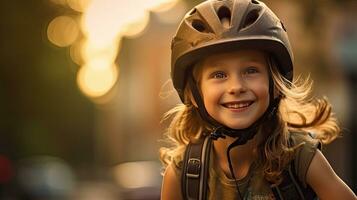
[48,0,179,100]
[77,63,118,98]
[113,161,161,189]
[70,40,84,65]
[121,12,150,38]
[151,0,179,12]
[47,16,79,47]
[80,40,119,66]
[155,0,186,24]
[67,0,91,12]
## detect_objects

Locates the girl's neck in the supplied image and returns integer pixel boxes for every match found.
[212,133,261,180]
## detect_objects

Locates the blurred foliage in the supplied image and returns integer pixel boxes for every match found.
[0,0,95,165]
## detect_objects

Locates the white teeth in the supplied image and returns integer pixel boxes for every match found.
[225,102,251,109]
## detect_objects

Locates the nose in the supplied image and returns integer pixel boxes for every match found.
[227,75,246,95]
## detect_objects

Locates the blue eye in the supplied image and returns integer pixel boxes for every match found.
[212,71,227,79]
[245,67,259,74]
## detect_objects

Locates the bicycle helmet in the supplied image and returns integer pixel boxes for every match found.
[171,0,293,101]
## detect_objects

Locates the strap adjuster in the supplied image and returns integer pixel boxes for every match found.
[186,158,201,178]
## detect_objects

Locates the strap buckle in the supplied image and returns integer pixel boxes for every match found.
[186,158,201,178]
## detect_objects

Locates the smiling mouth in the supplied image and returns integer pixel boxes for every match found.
[222,101,254,109]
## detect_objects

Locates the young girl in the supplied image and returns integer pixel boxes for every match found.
[160,0,356,199]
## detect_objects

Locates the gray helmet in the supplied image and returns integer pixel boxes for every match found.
[171,0,293,102]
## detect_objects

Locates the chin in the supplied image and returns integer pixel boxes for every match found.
[229,126,250,130]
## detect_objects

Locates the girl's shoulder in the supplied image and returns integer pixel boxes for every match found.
[171,158,183,178]
[169,146,187,178]
[289,130,321,187]
[289,131,320,147]
[162,162,184,200]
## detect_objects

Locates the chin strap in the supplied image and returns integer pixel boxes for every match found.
[225,112,278,199]
[210,127,226,140]
[226,136,249,199]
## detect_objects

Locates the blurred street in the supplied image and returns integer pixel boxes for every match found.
[0,0,356,199]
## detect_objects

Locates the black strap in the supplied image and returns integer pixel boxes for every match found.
[182,136,212,200]
[271,163,318,200]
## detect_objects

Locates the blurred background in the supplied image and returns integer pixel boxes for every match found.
[0,0,356,199]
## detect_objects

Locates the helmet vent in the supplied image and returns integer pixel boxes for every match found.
[280,21,287,32]
[217,6,231,28]
[241,9,260,29]
[251,0,260,4]
[191,19,208,33]
[189,8,197,16]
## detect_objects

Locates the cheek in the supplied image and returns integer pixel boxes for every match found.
[201,83,221,105]
[260,87,270,106]
[253,82,270,102]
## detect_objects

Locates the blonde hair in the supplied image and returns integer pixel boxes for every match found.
[255,61,340,183]
[159,58,340,184]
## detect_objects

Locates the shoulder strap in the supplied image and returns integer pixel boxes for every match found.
[271,132,321,200]
[182,136,212,200]
[271,163,318,200]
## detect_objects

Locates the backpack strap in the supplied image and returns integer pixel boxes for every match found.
[182,136,212,200]
[271,163,318,200]
[271,132,321,200]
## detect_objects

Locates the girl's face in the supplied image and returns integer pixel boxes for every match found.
[198,50,270,130]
